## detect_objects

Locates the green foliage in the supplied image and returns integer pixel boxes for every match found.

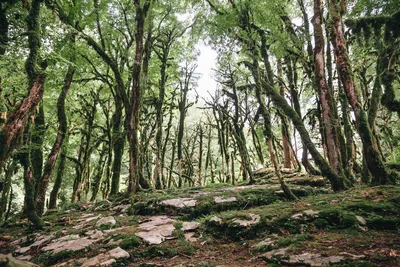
[120,235,141,250]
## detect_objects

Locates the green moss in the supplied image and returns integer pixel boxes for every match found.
[367,216,399,230]
[276,233,313,247]
[35,250,80,266]
[120,236,141,250]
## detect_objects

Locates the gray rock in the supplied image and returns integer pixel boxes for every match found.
[182,222,200,231]
[213,196,237,204]
[95,216,116,227]
[209,216,222,225]
[82,247,129,267]
[41,237,97,254]
[356,215,366,225]
[232,214,260,227]
[160,198,197,208]
[135,216,176,245]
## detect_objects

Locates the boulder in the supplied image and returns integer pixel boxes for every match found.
[135,216,176,245]
[213,196,237,204]
[182,222,200,231]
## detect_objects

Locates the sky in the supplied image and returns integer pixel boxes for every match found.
[195,42,218,101]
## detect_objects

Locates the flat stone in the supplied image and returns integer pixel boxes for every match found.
[182,222,200,231]
[15,235,53,254]
[136,224,175,245]
[138,216,175,231]
[355,215,366,225]
[209,216,222,225]
[42,238,97,254]
[303,209,319,217]
[95,216,116,227]
[16,255,33,261]
[232,214,260,227]
[261,249,348,266]
[89,230,104,240]
[82,247,130,267]
[160,198,197,208]
[11,237,28,246]
[213,196,237,203]
[184,232,197,242]
[55,234,80,242]
[112,204,131,213]
[254,238,274,248]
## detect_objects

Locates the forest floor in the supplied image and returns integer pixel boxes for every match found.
[1,171,400,267]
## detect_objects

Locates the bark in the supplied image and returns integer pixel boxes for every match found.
[0,75,46,170]
[91,145,107,201]
[329,0,394,185]
[110,99,124,195]
[36,66,73,216]
[128,0,151,195]
[0,3,9,55]
[31,103,45,200]
[0,159,17,223]
[313,0,343,176]
[48,133,69,209]
[198,125,204,186]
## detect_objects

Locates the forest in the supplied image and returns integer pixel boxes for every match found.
[0,0,399,266]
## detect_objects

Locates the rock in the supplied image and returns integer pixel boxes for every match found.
[355,215,366,225]
[232,214,260,227]
[42,237,97,254]
[160,198,197,208]
[254,238,274,249]
[15,235,53,254]
[10,237,28,246]
[82,247,130,267]
[280,168,293,174]
[112,204,131,213]
[213,196,237,203]
[303,209,319,217]
[89,230,104,240]
[95,216,116,227]
[55,258,87,266]
[330,199,340,205]
[135,216,176,245]
[16,255,33,261]
[184,232,197,242]
[209,216,222,225]
[261,249,357,266]
[0,254,39,267]
[182,222,200,231]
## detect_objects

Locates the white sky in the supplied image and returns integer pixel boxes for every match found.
[195,42,218,101]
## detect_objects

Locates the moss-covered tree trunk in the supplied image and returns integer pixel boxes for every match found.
[36,66,73,216]
[31,103,45,200]
[91,144,107,201]
[110,99,124,195]
[329,0,394,185]
[0,159,17,223]
[48,132,69,209]
[128,0,151,195]
[313,0,344,177]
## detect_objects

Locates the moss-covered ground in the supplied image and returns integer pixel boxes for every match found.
[0,182,399,266]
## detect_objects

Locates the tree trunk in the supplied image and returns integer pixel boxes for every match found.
[329,0,394,185]
[36,66,73,216]
[128,0,151,195]
[110,99,124,195]
[313,0,343,177]
[48,133,69,209]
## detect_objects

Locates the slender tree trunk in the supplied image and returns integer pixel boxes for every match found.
[49,133,69,209]
[313,0,344,177]
[31,103,45,200]
[110,99,124,195]
[0,159,17,223]
[128,0,151,195]
[36,66,73,216]
[91,145,107,201]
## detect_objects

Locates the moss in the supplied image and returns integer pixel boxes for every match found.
[367,216,400,230]
[316,209,358,229]
[120,236,141,250]
[331,261,378,267]
[346,202,397,216]
[35,250,80,266]
[276,233,313,247]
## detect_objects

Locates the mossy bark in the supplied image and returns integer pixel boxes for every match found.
[329,0,394,185]
[48,133,69,209]
[128,0,151,195]
[36,66,73,215]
